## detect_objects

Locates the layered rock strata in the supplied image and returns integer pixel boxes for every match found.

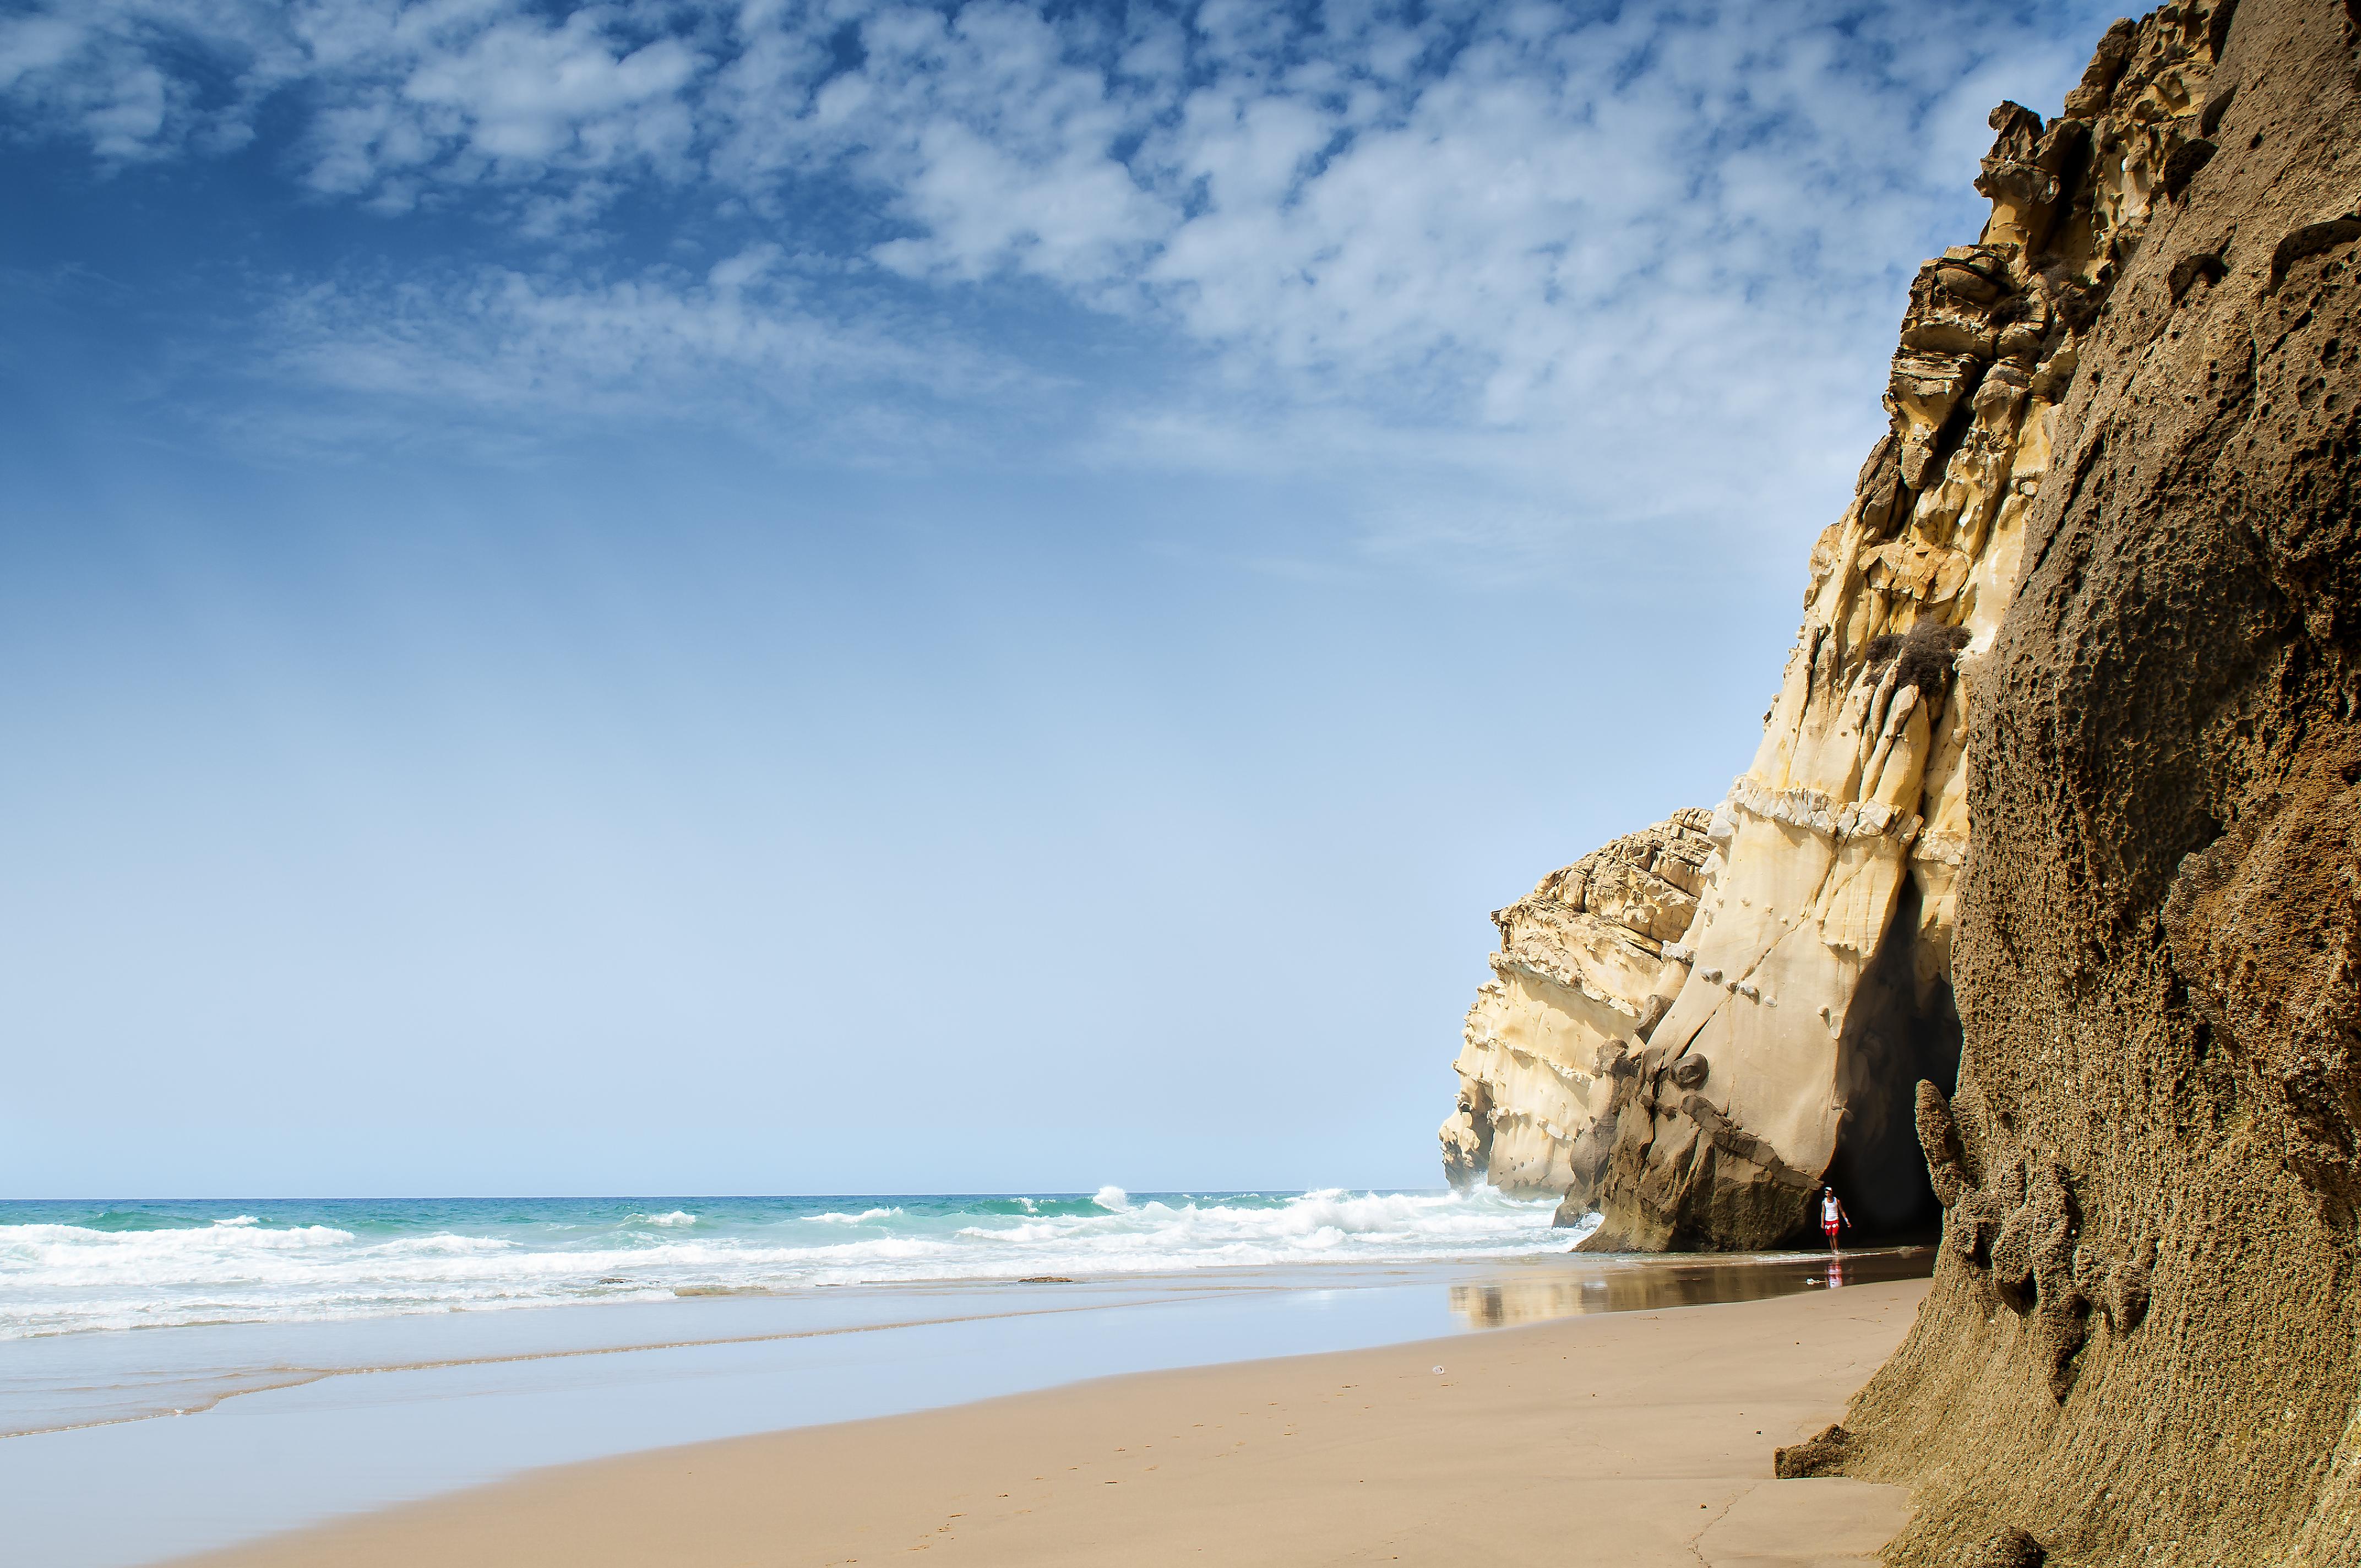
[1829,1,2361,1561]
[1440,811,1712,1201]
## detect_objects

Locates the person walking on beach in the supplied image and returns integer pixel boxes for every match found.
[1819,1186,1850,1250]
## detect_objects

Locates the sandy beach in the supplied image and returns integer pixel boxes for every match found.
[177,1277,1927,1568]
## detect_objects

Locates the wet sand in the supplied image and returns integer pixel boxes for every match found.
[178,1276,1928,1567]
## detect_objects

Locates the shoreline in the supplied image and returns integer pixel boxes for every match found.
[172,1276,1929,1567]
[3,1246,1934,1439]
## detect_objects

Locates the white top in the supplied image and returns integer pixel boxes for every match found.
[1821,1193,1841,1223]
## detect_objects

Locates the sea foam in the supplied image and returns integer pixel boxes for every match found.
[0,1188,1565,1339]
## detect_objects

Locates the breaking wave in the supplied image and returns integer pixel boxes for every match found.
[0,1188,1564,1338]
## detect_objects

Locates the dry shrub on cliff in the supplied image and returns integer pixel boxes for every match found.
[1860,620,1976,698]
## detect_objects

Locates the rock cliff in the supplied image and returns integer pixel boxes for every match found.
[1441,811,1713,1202]
[1451,53,2361,1512]
[1827,0,2361,1560]
[1446,55,2101,1245]
[1445,0,2360,1553]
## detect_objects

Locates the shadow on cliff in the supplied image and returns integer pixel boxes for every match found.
[1825,874,1960,1246]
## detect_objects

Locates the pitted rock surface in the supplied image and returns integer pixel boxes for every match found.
[1448,3,2360,1557]
[1831,2,2361,1563]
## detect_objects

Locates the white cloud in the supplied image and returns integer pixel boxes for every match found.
[248,245,1046,466]
[287,2,705,199]
[0,0,2123,559]
[0,17,86,90]
[0,7,200,158]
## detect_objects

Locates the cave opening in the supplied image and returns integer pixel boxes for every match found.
[1821,872,1963,1245]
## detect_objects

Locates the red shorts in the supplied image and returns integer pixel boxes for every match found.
[1823,1221,1840,1238]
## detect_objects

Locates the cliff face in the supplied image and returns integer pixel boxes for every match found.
[1447,46,2105,1243]
[1441,0,2359,1276]
[1834,1,2361,1561]
[1441,0,2360,1551]
[1441,812,1713,1202]
[1584,5,2283,1252]
[1575,0,2283,1251]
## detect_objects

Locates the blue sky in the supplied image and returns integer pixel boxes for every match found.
[0,0,2118,1197]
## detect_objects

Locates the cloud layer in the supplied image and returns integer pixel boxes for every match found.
[2,0,2114,556]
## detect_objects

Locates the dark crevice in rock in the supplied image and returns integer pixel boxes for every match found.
[1827,874,1960,1243]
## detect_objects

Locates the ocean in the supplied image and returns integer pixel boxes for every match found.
[0,1190,1927,1566]
[0,1186,1573,1340]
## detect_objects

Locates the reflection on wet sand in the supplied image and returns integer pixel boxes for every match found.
[1447,1247,1931,1330]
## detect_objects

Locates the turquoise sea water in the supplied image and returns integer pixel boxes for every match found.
[0,1187,1570,1338]
[0,1191,1930,1567]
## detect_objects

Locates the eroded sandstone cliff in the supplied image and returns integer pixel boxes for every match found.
[1445,0,2358,1553]
[1447,81,2085,1246]
[1826,0,2361,1560]
[1567,13,2256,1247]
[1441,811,1712,1202]
[1440,0,2360,1282]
